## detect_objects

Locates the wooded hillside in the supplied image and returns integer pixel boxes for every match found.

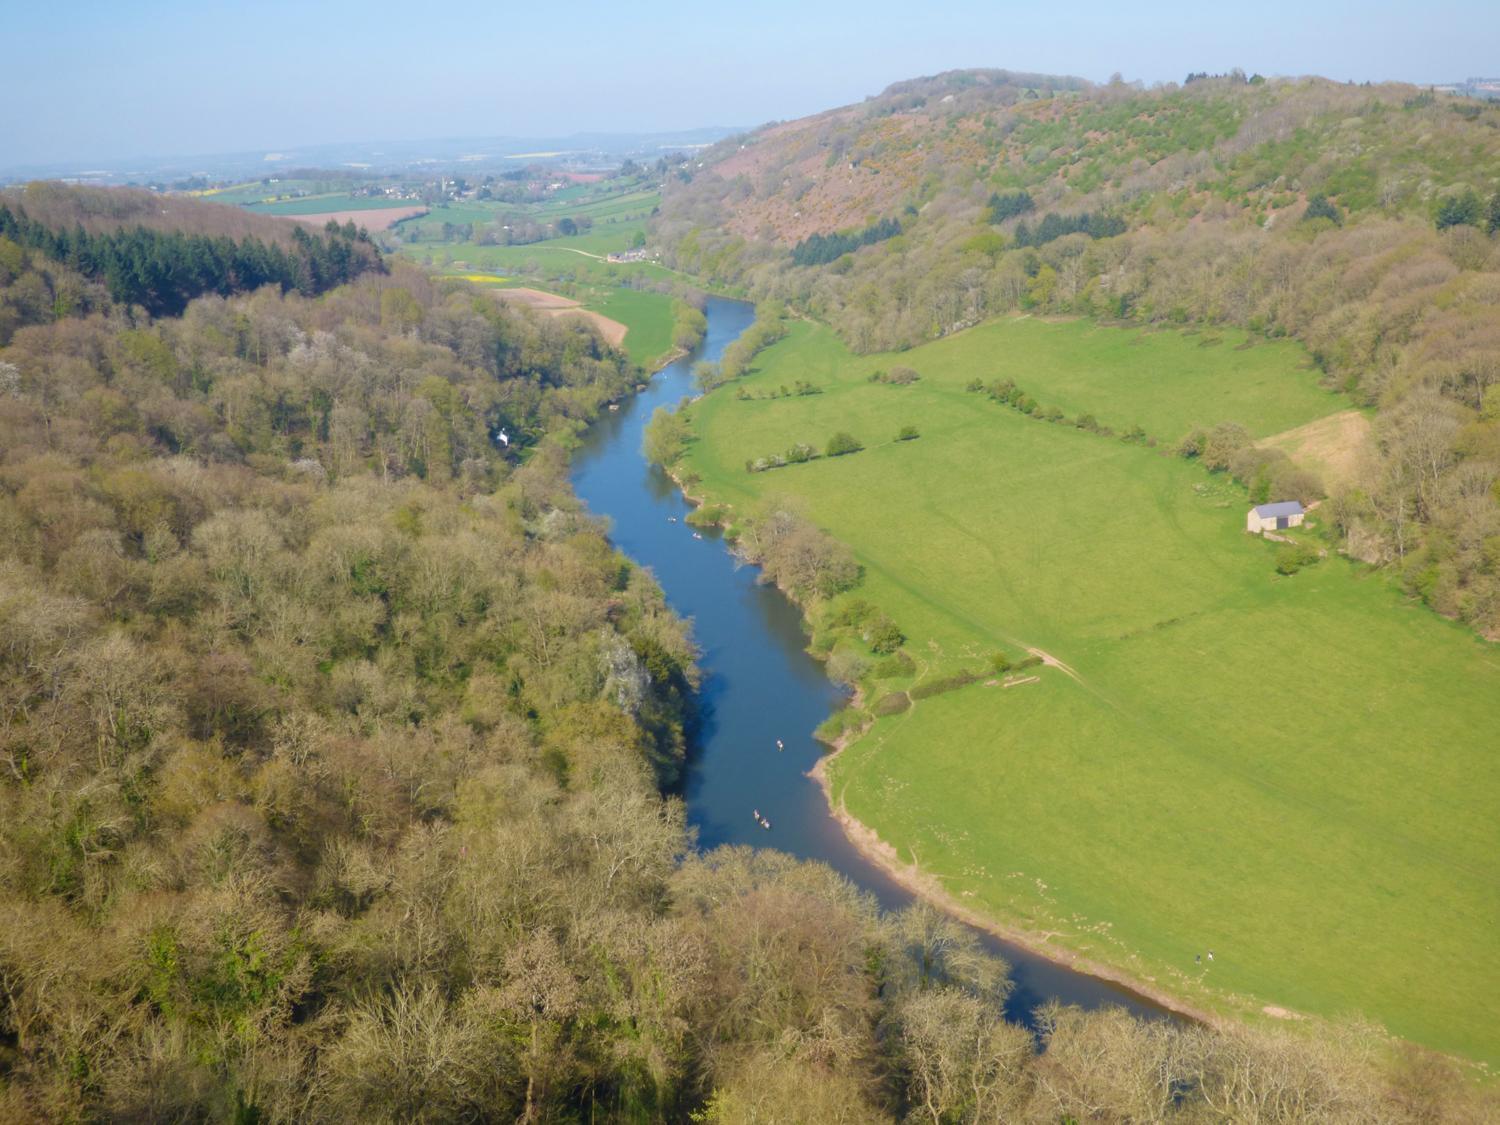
[1,189,1493,1121]
[655,70,1500,636]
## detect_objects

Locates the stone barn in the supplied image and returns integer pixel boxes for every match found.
[1247,500,1305,534]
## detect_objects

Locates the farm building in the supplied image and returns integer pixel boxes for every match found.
[1247,500,1305,533]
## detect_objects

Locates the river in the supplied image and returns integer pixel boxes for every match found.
[570,296,1169,1025]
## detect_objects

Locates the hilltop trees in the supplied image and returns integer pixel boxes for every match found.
[0,202,380,317]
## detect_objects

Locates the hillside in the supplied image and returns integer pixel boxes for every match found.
[0,182,383,325]
[5,181,326,243]
[655,69,1500,638]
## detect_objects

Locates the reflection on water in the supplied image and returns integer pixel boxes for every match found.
[570,297,1171,1025]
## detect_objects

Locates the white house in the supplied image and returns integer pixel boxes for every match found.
[1247,500,1305,533]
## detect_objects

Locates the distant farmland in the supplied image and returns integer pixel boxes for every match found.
[246,194,423,216]
[277,206,427,231]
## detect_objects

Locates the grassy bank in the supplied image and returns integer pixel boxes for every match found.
[680,315,1500,1064]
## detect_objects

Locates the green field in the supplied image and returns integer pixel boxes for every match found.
[411,238,684,302]
[396,185,658,246]
[246,193,419,216]
[682,316,1500,1063]
[586,287,676,367]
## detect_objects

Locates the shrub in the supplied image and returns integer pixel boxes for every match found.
[828,598,876,628]
[870,691,912,717]
[896,424,920,441]
[887,365,920,385]
[866,619,905,655]
[989,651,1012,675]
[826,431,864,457]
[827,648,870,685]
[910,670,979,700]
[873,651,917,678]
[814,707,867,744]
[1276,542,1323,575]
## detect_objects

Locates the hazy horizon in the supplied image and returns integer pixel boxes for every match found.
[6,0,1499,169]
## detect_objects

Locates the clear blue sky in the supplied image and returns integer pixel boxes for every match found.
[5,0,1497,166]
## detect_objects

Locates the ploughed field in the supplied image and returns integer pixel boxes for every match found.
[681,315,1500,1064]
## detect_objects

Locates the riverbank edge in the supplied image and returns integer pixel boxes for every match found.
[807,750,1221,1028]
[659,461,1222,1031]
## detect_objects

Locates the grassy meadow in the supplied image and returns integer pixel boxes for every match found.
[681,316,1500,1063]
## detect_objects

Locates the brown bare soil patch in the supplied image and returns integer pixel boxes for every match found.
[487,287,628,347]
[1263,409,1372,489]
[282,206,427,231]
[490,287,584,311]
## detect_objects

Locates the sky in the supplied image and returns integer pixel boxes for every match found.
[5,0,1498,168]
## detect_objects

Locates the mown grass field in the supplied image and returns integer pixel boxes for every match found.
[682,316,1500,1064]
[584,287,675,367]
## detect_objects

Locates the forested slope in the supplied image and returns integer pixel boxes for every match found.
[0,182,382,325]
[656,70,1500,635]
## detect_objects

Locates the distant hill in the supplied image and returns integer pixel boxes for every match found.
[663,69,1499,249]
[0,182,383,321]
[3,181,323,244]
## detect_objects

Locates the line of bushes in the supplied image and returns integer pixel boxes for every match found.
[734,379,822,400]
[968,376,1326,509]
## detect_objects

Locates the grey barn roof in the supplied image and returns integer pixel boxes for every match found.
[1251,500,1305,518]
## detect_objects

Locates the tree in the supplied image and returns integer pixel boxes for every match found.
[1434,191,1482,230]
[1302,193,1342,226]
[825,431,863,457]
[985,190,1035,224]
[643,405,691,467]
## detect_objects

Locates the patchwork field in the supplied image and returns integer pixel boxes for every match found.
[452,274,677,368]
[280,206,427,230]
[246,194,423,216]
[681,316,1500,1063]
[486,286,628,347]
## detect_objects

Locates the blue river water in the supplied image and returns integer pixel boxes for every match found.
[570,296,1169,1024]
